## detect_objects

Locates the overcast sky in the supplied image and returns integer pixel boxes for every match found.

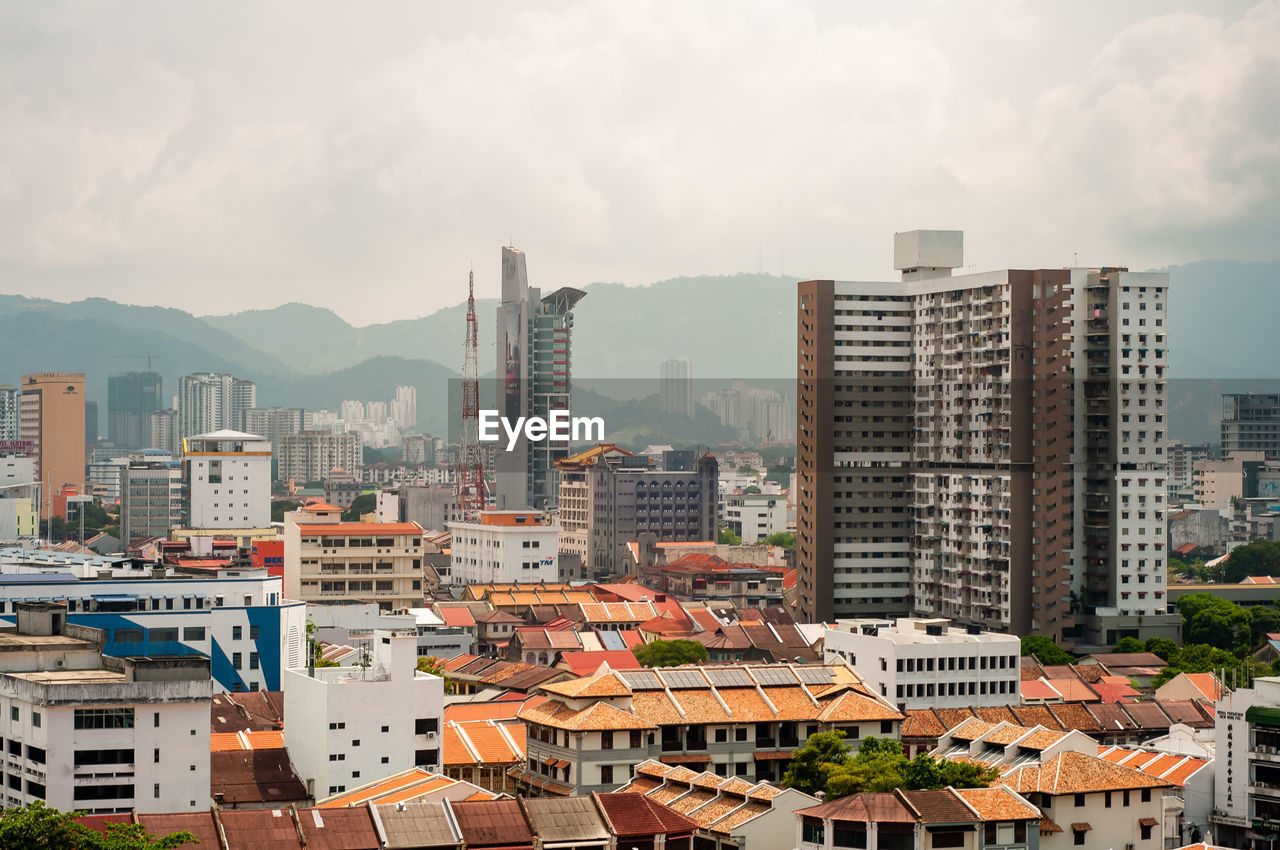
[1,1,1276,325]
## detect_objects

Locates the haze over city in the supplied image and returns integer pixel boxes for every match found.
[2,1,1278,324]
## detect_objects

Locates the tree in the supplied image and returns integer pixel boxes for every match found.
[782,735,995,799]
[417,655,456,694]
[1223,539,1280,584]
[271,500,302,523]
[717,528,742,546]
[1177,594,1252,652]
[1020,634,1073,666]
[1143,637,1178,662]
[0,801,194,849]
[634,639,709,668]
[764,532,796,549]
[780,730,852,795]
[342,492,376,521]
[1113,636,1145,653]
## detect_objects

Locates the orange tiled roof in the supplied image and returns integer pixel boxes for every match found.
[444,720,525,766]
[956,787,1041,822]
[519,700,657,732]
[1002,751,1171,795]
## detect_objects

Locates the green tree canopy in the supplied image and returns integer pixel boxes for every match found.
[1020,634,1073,666]
[764,532,796,549]
[0,802,194,849]
[341,492,377,521]
[1143,637,1178,662]
[782,735,997,799]
[1222,539,1280,584]
[1113,636,1145,653]
[1177,593,1253,652]
[634,639,709,668]
[717,528,742,546]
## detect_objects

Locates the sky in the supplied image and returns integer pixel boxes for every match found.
[0,0,1276,326]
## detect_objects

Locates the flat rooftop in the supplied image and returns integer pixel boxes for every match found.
[7,670,127,685]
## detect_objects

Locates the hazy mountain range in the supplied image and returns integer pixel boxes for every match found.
[0,260,1276,447]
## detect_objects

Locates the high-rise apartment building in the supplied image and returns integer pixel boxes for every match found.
[495,246,586,511]
[797,231,1176,645]
[278,430,363,485]
[119,458,184,544]
[18,372,86,517]
[149,409,179,454]
[176,373,256,440]
[107,371,162,451]
[0,384,17,442]
[393,385,417,430]
[183,430,272,529]
[659,357,694,417]
[244,407,310,481]
[1222,393,1280,458]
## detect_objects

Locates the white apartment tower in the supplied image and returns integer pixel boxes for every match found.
[183,430,272,529]
[177,373,257,440]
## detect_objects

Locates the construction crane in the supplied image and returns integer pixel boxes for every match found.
[109,352,162,371]
[455,270,485,519]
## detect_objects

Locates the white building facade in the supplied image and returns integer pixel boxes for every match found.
[183,430,272,529]
[723,492,789,543]
[823,617,1021,710]
[283,630,444,799]
[447,511,560,586]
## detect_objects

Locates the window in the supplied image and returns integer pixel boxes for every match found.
[600,764,614,784]
[232,626,242,640]
[183,627,206,641]
[715,728,727,743]
[149,627,178,643]
[415,718,438,735]
[1123,790,1130,806]
[931,832,964,848]
[381,725,389,733]
[1075,829,1086,846]
[601,731,613,750]
[735,727,747,742]
[249,653,259,670]
[414,749,438,766]
[114,628,144,644]
[250,625,260,640]
[1140,823,1153,840]
[232,652,242,669]
[74,784,135,801]
[1105,791,1111,808]
[74,708,135,729]
[74,749,134,767]
[1141,789,1151,803]
[1074,794,1085,807]
[351,740,360,747]
[31,712,39,729]
[631,730,643,749]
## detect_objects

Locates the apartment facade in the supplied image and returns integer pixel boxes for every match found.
[107,372,162,452]
[119,459,183,544]
[798,231,1176,644]
[0,385,17,441]
[278,430,362,485]
[284,630,444,800]
[176,372,256,440]
[1223,393,1280,457]
[18,372,86,514]
[494,245,587,512]
[448,510,560,586]
[284,504,429,610]
[183,430,272,529]
[0,604,212,815]
[822,618,1021,710]
[723,492,788,543]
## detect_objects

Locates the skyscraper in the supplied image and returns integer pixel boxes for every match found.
[18,372,86,517]
[0,384,17,442]
[107,371,162,450]
[1221,393,1280,457]
[176,373,256,440]
[494,246,586,511]
[797,231,1176,646]
[659,357,694,417]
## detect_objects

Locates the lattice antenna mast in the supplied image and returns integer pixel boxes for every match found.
[456,270,485,518]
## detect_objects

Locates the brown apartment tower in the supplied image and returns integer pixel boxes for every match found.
[798,231,1176,645]
[18,372,86,518]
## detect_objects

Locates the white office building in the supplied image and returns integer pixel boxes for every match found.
[447,511,560,586]
[0,603,212,815]
[723,492,789,543]
[183,430,272,529]
[283,630,444,800]
[823,617,1021,710]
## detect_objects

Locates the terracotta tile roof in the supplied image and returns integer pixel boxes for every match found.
[816,689,902,723]
[519,699,656,731]
[1088,702,1139,732]
[444,695,546,723]
[1098,747,1212,786]
[710,801,771,830]
[1074,664,1109,684]
[982,725,1028,746]
[1123,702,1173,731]
[1092,652,1168,668]
[298,522,423,535]
[210,749,308,806]
[438,607,476,627]
[540,671,633,699]
[1159,699,1215,729]
[296,806,380,850]
[1092,681,1141,703]
[902,709,948,739]
[973,707,1019,725]
[1021,679,1063,701]
[794,793,916,823]
[636,760,675,779]
[558,649,641,676]
[1020,661,1046,681]
[595,791,699,837]
[936,708,979,730]
[622,776,663,793]
[451,799,534,846]
[444,720,524,767]
[1183,673,1226,700]
[1019,729,1066,750]
[667,788,717,814]
[1039,817,1063,834]
[1048,702,1102,733]
[1045,678,1098,702]
[949,718,997,741]
[1011,705,1063,730]
[1002,751,1172,795]
[956,787,1040,822]
[218,810,307,848]
[900,789,980,824]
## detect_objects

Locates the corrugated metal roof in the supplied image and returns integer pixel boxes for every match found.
[521,796,610,843]
[374,802,461,848]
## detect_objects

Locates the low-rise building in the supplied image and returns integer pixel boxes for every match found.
[0,603,212,815]
[824,617,1022,710]
[184,430,272,530]
[284,504,429,611]
[723,492,788,544]
[512,663,902,797]
[448,511,561,586]
[283,630,444,800]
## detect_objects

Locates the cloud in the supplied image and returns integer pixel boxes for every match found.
[0,0,1275,324]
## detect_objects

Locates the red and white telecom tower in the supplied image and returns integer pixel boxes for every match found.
[455,270,486,518]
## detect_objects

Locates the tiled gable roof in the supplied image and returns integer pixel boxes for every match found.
[1002,751,1171,795]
